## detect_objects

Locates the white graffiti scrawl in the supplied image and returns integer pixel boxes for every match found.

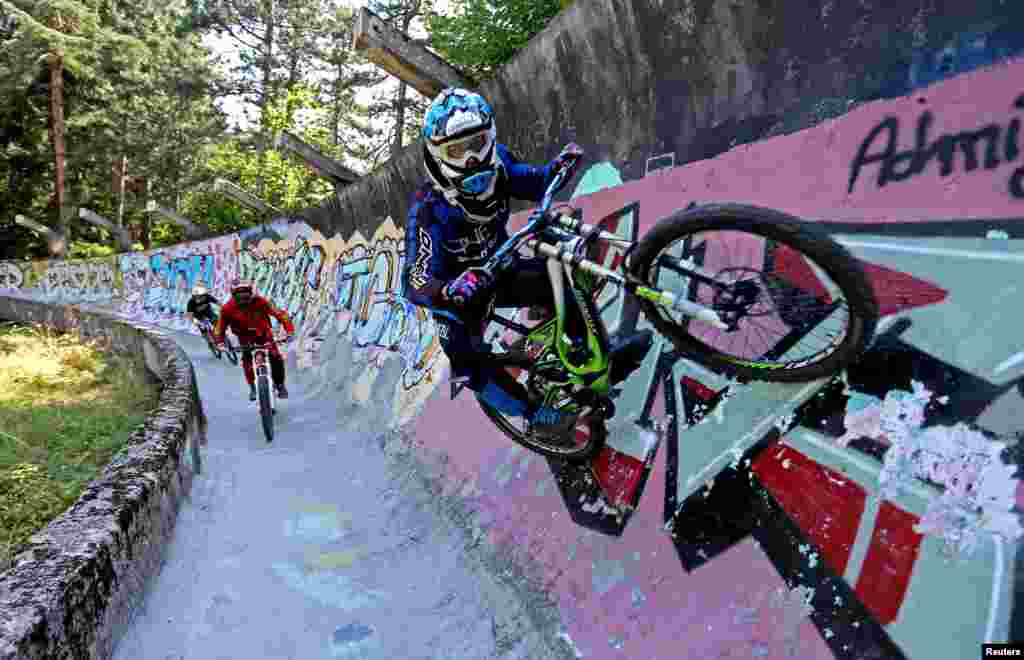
[0,262,24,290]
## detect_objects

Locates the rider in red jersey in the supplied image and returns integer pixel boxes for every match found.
[214,279,295,401]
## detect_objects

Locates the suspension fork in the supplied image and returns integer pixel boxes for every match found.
[528,238,729,330]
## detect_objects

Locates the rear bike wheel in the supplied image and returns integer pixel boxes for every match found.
[628,203,878,383]
[475,352,607,463]
[258,374,274,442]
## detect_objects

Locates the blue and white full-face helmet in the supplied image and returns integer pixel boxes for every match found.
[422,88,506,224]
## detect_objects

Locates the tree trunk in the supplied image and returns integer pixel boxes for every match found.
[391,80,406,158]
[390,6,418,158]
[116,154,128,228]
[47,52,67,258]
[332,61,343,147]
[142,212,152,251]
[256,0,276,197]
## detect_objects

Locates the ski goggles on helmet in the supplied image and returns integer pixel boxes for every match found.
[439,132,488,161]
[434,127,493,169]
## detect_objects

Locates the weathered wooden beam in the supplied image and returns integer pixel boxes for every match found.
[14,214,66,258]
[352,6,474,98]
[274,131,359,187]
[212,178,284,217]
[78,207,133,252]
[144,200,207,240]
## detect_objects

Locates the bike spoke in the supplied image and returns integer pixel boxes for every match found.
[649,229,860,370]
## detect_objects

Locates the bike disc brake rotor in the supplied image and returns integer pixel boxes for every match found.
[710,267,778,329]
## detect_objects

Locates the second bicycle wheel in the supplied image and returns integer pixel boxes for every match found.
[204,333,222,360]
[628,204,878,383]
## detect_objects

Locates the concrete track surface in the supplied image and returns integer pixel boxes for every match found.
[112,332,572,660]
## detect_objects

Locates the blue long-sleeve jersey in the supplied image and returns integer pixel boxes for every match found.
[402,144,558,309]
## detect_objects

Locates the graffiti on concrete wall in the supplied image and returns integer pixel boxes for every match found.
[0,215,443,426]
[115,237,238,327]
[0,262,25,290]
[1,48,1023,660]
[31,259,116,303]
[848,92,1024,199]
[235,218,445,422]
[409,55,1024,660]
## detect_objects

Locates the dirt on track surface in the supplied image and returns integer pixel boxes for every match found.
[112,332,571,660]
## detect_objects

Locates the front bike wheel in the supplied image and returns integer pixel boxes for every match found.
[258,375,274,442]
[203,330,222,360]
[223,337,239,365]
[628,204,878,383]
[475,352,607,463]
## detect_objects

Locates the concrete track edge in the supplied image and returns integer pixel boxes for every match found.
[0,295,207,660]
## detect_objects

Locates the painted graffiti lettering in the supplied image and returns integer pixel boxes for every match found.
[327,235,440,389]
[848,93,1024,198]
[37,260,116,302]
[0,262,23,290]
[409,227,432,288]
[241,237,325,330]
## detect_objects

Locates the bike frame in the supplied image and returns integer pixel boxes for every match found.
[476,168,728,404]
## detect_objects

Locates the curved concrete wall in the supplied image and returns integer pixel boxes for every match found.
[0,297,207,660]
[301,0,1024,238]
[1,1,1023,659]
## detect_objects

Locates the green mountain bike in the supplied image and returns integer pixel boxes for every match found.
[456,152,879,463]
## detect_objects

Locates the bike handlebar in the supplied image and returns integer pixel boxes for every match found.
[225,334,291,350]
[476,164,575,282]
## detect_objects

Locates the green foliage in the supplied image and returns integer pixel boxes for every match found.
[426,0,564,78]
[0,323,157,569]
[0,0,394,258]
[67,239,115,258]
[0,0,228,253]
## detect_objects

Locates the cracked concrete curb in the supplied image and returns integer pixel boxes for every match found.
[0,296,207,660]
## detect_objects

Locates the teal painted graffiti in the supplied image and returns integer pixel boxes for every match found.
[332,246,439,389]
[144,252,215,315]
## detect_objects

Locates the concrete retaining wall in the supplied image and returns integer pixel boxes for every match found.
[0,1,1023,658]
[0,296,207,660]
[301,0,1024,238]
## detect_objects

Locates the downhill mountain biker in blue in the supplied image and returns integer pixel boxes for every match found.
[402,88,591,436]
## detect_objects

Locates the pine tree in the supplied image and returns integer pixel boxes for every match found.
[0,0,148,253]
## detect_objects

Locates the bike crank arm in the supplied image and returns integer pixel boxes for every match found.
[529,239,730,331]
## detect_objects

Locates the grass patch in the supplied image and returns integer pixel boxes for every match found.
[0,322,159,571]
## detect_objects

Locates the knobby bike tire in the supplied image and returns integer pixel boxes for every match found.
[475,351,606,463]
[628,203,878,383]
[258,375,274,442]
[223,338,239,365]
[204,330,222,360]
